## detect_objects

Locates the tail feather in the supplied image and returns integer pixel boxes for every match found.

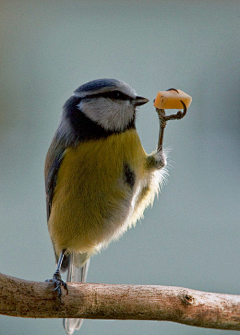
[63,253,90,335]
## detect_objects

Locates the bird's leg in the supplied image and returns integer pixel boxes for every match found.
[147,91,187,170]
[146,108,168,170]
[156,95,187,152]
[46,249,68,301]
[145,107,167,170]
[156,108,167,153]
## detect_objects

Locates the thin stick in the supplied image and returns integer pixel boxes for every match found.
[1,272,240,331]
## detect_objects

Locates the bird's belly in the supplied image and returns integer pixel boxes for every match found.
[48,130,149,256]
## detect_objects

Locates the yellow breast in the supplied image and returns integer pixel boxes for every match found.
[48,129,148,256]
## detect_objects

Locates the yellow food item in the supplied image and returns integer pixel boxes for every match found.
[154,89,192,109]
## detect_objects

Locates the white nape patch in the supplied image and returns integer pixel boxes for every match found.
[78,97,135,132]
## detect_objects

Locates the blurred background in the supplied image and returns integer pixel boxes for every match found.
[0,1,240,334]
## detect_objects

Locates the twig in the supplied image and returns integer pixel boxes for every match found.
[0,272,240,330]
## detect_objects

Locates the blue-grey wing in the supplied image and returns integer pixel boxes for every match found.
[44,137,65,221]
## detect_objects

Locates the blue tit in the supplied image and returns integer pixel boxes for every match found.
[45,78,167,335]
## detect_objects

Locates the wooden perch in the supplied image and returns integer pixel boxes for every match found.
[1,272,240,330]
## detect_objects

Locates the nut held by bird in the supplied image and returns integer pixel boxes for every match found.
[154,89,192,109]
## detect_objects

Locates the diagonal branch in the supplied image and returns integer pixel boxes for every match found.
[0,272,240,330]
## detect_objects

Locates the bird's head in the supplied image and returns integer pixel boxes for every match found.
[73,78,149,132]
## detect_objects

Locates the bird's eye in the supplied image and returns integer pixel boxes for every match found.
[111,91,121,99]
[109,91,130,101]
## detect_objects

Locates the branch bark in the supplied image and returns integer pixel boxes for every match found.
[0,272,240,330]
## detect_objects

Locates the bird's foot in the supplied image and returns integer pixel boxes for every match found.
[157,88,187,122]
[45,270,68,301]
[156,89,188,151]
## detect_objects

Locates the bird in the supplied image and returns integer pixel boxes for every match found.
[45,78,169,335]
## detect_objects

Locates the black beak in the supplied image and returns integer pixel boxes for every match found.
[134,96,149,106]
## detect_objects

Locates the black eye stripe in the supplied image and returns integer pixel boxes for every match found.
[83,91,133,101]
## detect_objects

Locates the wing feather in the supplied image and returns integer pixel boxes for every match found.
[45,136,66,221]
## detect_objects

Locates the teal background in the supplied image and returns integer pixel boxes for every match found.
[0,1,240,334]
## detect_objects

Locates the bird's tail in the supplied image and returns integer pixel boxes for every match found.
[63,253,90,335]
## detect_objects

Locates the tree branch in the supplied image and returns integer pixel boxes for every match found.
[1,272,240,330]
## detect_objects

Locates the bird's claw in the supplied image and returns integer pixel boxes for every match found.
[156,100,187,122]
[166,88,179,94]
[160,88,187,121]
[156,96,187,152]
[45,270,68,301]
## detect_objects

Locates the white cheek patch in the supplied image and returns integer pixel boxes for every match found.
[78,99,134,132]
